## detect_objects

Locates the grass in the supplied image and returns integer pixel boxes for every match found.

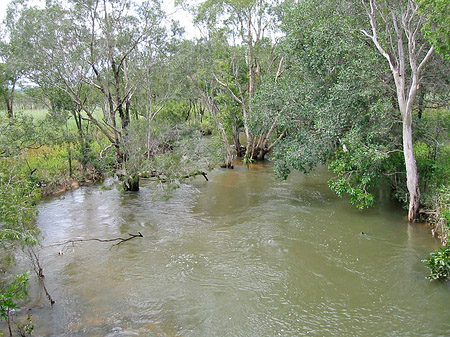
[0,107,105,132]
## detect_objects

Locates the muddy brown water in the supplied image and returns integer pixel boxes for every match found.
[7,163,450,336]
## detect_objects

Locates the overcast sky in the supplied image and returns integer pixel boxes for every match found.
[0,0,9,22]
[0,0,200,39]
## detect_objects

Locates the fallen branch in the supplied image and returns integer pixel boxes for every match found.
[48,232,144,251]
[183,171,209,181]
[27,247,55,306]
[143,170,209,183]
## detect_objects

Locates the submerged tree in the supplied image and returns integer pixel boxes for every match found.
[251,0,449,218]
[189,0,285,160]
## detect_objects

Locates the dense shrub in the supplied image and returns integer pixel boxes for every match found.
[423,245,450,281]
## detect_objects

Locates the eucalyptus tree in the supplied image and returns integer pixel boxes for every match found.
[189,0,284,160]
[360,0,435,221]
[129,25,194,160]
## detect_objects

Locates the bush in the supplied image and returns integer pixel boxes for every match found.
[422,245,450,281]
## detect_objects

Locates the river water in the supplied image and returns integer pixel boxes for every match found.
[15,164,450,336]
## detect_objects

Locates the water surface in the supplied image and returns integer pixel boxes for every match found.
[12,164,450,336]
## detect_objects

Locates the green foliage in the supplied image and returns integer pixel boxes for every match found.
[16,314,34,337]
[418,0,450,60]
[422,245,450,281]
[0,113,43,157]
[253,0,400,204]
[429,185,450,244]
[158,100,191,124]
[243,152,254,167]
[415,110,450,190]
[0,159,40,252]
[25,146,71,185]
[412,110,450,242]
[150,125,220,177]
[0,273,29,320]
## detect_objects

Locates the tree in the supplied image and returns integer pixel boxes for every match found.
[19,0,169,190]
[190,0,285,160]
[0,63,18,118]
[0,273,29,337]
[361,0,434,221]
[180,37,238,168]
[0,0,31,118]
[252,0,408,209]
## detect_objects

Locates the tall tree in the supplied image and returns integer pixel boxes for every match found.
[181,36,239,168]
[361,0,434,221]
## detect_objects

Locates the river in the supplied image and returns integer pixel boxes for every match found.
[14,163,450,336]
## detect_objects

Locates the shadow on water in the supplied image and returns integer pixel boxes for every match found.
[3,163,449,336]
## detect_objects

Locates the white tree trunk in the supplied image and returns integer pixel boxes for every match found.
[401,99,420,222]
[403,117,420,221]
[362,0,434,222]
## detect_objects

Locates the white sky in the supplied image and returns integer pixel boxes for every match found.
[0,0,9,22]
[162,0,201,39]
[0,0,200,39]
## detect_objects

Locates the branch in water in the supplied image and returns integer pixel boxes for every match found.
[27,247,55,306]
[48,232,144,251]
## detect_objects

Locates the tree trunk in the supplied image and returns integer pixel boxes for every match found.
[403,113,420,222]
[5,78,16,119]
[7,309,12,336]
[417,89,425,119]
[6,99,14,119]
[232,124,244,157]
[256,147,268,161]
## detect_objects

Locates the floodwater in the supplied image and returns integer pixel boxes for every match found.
[8,163,450,336]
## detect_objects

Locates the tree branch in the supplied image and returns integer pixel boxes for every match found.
[48,232,144,251]
[212,73,243,104]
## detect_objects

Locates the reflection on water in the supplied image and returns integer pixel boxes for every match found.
[5,163,450,336]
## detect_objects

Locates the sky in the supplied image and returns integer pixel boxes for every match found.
[0,0,9,22]
[0,0,200,39]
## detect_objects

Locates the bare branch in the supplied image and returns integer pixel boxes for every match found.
[99,143,114,158]
[48,232,144,251]
[417,46,434,74]
[212,73,243,104]
[275,56,284,82]
[361,0,397,70]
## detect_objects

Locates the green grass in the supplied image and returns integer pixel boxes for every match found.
[1,108,105,132]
